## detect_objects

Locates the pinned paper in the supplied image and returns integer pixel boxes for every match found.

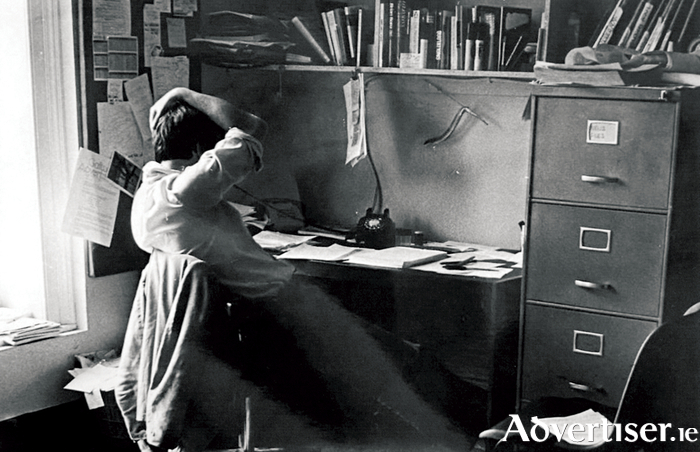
[61,148,120,247]
[343,73,367,167]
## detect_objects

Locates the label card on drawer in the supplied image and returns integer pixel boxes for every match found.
[579,227,612,252]
[573,330,604,356]
[587,120,619,145]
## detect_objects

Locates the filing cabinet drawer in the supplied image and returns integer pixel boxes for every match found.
[526,202,666,317]
[532,97,676,209]
[521,304,657,408]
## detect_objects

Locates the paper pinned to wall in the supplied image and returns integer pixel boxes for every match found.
[151,55,190,101]
[97,101,146,166]
[167,17,188,48]
[125,74,155,163]
[343,73,367,167]
[61,148,120,248]
[92,0,131,39]
[144,4,162,68]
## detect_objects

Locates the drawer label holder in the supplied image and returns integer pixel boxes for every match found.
[579,226,612,252]
[573,330,604,356]
[587,120,619,145]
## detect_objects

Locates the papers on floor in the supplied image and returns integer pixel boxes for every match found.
[65,350,121,410]
[344,246,448,269]
[0,314,62,346]
[252,230,317,251]
[277,243,361,261]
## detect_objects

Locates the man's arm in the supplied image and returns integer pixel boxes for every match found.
[150,88,268,140]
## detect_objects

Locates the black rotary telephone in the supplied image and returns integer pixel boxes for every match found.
[353,207,396,249]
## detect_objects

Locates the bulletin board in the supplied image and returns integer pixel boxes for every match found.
[74,0,201,277]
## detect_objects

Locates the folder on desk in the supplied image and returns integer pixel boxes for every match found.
[344,246,448,269]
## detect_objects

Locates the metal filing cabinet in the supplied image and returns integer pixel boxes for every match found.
[519,86,700,410]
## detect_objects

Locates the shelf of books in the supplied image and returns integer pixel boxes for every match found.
[196,1,541,78]
[251,64,535,80]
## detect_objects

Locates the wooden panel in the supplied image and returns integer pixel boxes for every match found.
[526,202,667,317]
[521,304,656,408]
[531,96,676,209]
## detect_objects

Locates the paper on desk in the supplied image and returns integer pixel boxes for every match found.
[413,255,513,279]
[277,243,361,261]
[253,231,316,251]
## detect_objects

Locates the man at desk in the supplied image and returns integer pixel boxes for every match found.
[123,87,469,452]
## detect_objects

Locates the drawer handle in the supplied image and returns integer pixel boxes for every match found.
[575,279,611,291]
[581,175,619,184]
[568,381,606,395]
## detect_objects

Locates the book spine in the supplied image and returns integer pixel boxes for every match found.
[677,0,700,44]
[396,0,409,59]
[638,0,669,51]
[325,11,344,65]
[662,0,686,49]
[613,0,645,47]
[594,0,627,46]
[647,0,679,51]
[474,22,486,70]
[425,9,436,68]
[465,20,475,70]
[344,6,360,60]
[627,1,656,49]
[333,9,350,65]
[291,16,332,64]
[409,8,421,53]
[321,12,338,64]
[373,0,382,66]
[450,15,459,69]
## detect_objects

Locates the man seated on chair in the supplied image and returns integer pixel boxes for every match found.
[128,87,470,452]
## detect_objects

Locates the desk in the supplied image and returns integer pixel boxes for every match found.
[289,259,521,432]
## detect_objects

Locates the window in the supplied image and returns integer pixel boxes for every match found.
[0,1,86,328]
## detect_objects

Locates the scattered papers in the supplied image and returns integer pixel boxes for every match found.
[344,246,448,269]
[65,351,120,409]
[277,243,362,261]
[0,317,62,346]
[532,409,613,448]
[253,230,317,251]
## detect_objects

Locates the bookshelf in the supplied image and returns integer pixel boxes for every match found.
[199,0,699,73]
[261,63,536,79]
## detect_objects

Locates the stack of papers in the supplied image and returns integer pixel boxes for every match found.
[277,243,361,261]
[253,230,317,251]
[0,316,62,346]
[344,246,448,269]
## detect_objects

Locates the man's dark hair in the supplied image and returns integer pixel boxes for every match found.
[152,100,224,163]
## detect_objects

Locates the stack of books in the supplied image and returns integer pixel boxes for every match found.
[372,2,532,71]
[288,2,533,71]
[590,0,700,53]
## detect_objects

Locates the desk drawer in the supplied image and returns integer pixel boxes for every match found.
[531,97,676,209]
[526,203,666,317]
[521,304,656,407]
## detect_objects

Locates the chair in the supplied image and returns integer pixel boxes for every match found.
[114,250,330,452]
[481,305,700,451]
